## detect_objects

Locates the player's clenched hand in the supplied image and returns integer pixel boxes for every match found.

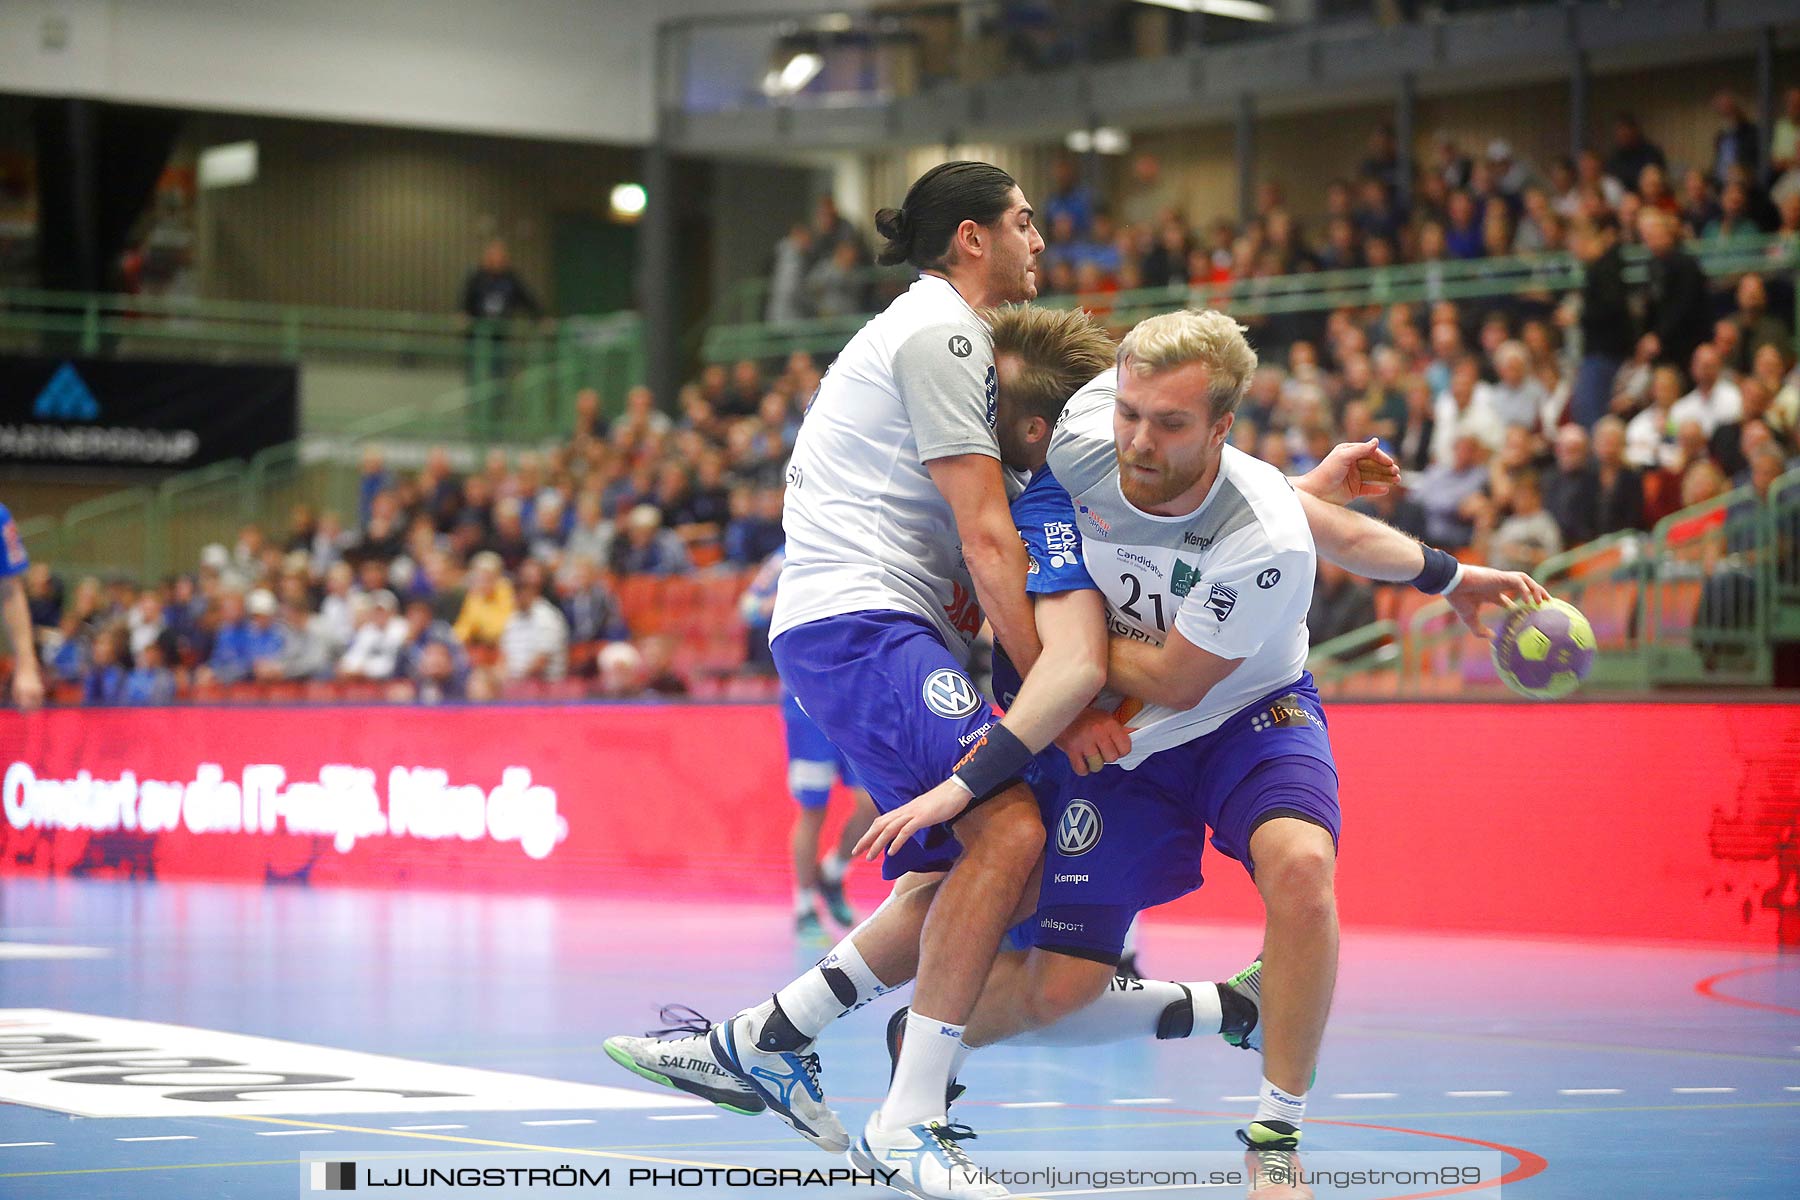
[854,779,972,862]
[1296,439,1402,506]
[1446,565,1552,638]
[1055,707,1131,776]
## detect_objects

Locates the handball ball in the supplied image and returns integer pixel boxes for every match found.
[1492,597,1595,700]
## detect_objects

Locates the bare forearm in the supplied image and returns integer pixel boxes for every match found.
[2,583,37,674]
[966,533,1042,676]
[996,592,1105,752]
[1297,490,1427,582]
[1106,636,1191,710]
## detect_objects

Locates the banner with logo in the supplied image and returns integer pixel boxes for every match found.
[0,701,1796,948]
[0,355,298,468]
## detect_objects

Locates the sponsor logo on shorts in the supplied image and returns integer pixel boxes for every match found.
[1040,918,1086,934]
[1052,873,1089,884]
[1056,798,1103,857]
[1204,583,1237,622]
[1250,694,1323,732]
[1026,553,1040,575]
[1256,567,1282,589]
[922,669,982,719]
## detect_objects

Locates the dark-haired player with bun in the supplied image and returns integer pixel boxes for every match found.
[606,162,1127,1199]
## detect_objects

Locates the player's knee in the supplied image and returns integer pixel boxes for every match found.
[1027,958,1110,1027]
[965,793,1045,865]
[1255,833,1337,917]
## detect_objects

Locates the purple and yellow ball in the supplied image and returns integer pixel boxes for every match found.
[1492,597,1596,700]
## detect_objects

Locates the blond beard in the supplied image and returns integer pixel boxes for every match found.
[1117,453,1205,509]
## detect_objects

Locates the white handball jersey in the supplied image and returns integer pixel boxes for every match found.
[772,275,1013,659]
[1047,372,1317,766]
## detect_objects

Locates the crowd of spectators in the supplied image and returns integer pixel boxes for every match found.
[20,354,825,706]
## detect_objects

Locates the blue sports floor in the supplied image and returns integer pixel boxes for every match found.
[0,879,1795,1199]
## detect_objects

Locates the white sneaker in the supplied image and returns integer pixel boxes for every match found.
[848,1114,1009,1199]
[712,1003,850,1154]
[603,1006,765,1114]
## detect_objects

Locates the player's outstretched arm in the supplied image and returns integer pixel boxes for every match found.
[1292,438,1401,506]
[928,453,1043,674]
[855,588,1115,862]
[1294,490,1550,637]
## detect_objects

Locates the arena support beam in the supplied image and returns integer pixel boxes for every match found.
[1234,93,1256,226]
[1394,72,1416,212]
[1569,49,1590,164]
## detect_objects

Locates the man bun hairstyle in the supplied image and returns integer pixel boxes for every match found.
[875,160,1018,270]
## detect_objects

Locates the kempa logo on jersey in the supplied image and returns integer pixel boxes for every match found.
[947,334,973,358]
[922,669,982,719]
[1056,799,1103,856]
[1257,567,1282,589]
[1182,530,1212,549]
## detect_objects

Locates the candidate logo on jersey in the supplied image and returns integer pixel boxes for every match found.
[1170,559,1201,598]
[948,335,973,358]
[1056,799,1103,857]
[1257,568,1282,589]
[1204,583,1237,622]
[922,669,982,719]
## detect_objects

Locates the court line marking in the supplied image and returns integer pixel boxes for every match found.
[521,1119,595,1126]
[648,1114,719,1122]
[1220,1094,1259,1102]
[1108,1097,1173,1104]
[1333,1092,1400,1099]
[1672,1087,1735,1093]
[1444,1091,1509,1098]
[1334,1023,1800,1065]
[390,1124,466,1131]
[255,1129,335,1137]
[1558,1088,1623,1095]
[0,1143,53,1148]
[115,1135,195,1142]
[1693,964,1800,1018]
[998,1101,1064,1109]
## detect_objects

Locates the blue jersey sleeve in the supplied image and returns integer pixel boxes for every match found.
[1011,469,1094,596]
[0,504,27,578]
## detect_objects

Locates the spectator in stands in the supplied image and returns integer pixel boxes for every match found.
[1569,212,1635,427]
[483,497,531,571]
[1673,344,1744,437]
[278,587,332,680]
[82,628,128,705]
[1044,154,1096,236]
[638,634,688,697]
[461,238,542,327]
[1730,274,1790,373]
[1119,153,1179,234]
[558,557,628,646]
[1637,209,1710,368]
[1543,424,1601,548]
[767,222,815,324]
[397,599,467,698]
[1307,558,1377,651]
[348,491,406,568]
[1592,414,1647,535]
[24,561,61,635]
[528,493,567,564]
[1750,344,1799,451]
[612,505,691,576]
[1626,364,1687,470]
[807,195,863,267]
[1703,180,1761,246]
[1677,167,1720,232]
[123,640,176,706]
[1488,340,1548,434]
[1432,357,1503,467]
[596,641,645,699]
[1417,432,1492,549]
[1394,376,1437,473]
[500,560,568,683]
[453,551,514,648]
[808,239,865,319]
[1772,86,1800,203]
[311,511,351,576]
[338,591,408,680]
[205,588,287,684]
[1488,470,1563,574]
[1710,90,1761,187]
[1607,113,1665,192]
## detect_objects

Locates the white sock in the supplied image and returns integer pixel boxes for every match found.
[1255,1077,1307,1128]
[769,935,893,1040]
[1009,977,1220,1047]
[794,886,818,917]
[879,1011,964,1130]
[819,851,848,886]
[950,1038,972,1081]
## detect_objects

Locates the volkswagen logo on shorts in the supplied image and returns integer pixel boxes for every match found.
[1056,799,1103,857]
[922,669,981,719]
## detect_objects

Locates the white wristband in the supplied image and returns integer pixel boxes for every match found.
[1442,562,1465,595]
[947,774,975,797]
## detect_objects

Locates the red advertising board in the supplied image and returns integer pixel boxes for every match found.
[2,702,1796,949]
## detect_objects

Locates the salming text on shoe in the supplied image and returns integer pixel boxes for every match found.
[712,1000,850,1153]
[1220,959,1262,1053]
[848,1116,1008,1200]
[602,1005,765,1115]
[817,875,857,928]
[1237,1119,1312,1200]
[885,1005,966,1108]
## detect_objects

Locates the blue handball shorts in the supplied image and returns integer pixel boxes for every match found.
[782,690,860,810]
[772,610,998,879]
[1015,673,1342,964]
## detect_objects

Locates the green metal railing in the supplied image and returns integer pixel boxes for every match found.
[704,234,1800,364]
[1639,485,1771,686]
[1768,467,1800,643]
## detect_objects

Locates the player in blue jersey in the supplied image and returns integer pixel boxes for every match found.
[0,503,44,711]
[741,547,878,939]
